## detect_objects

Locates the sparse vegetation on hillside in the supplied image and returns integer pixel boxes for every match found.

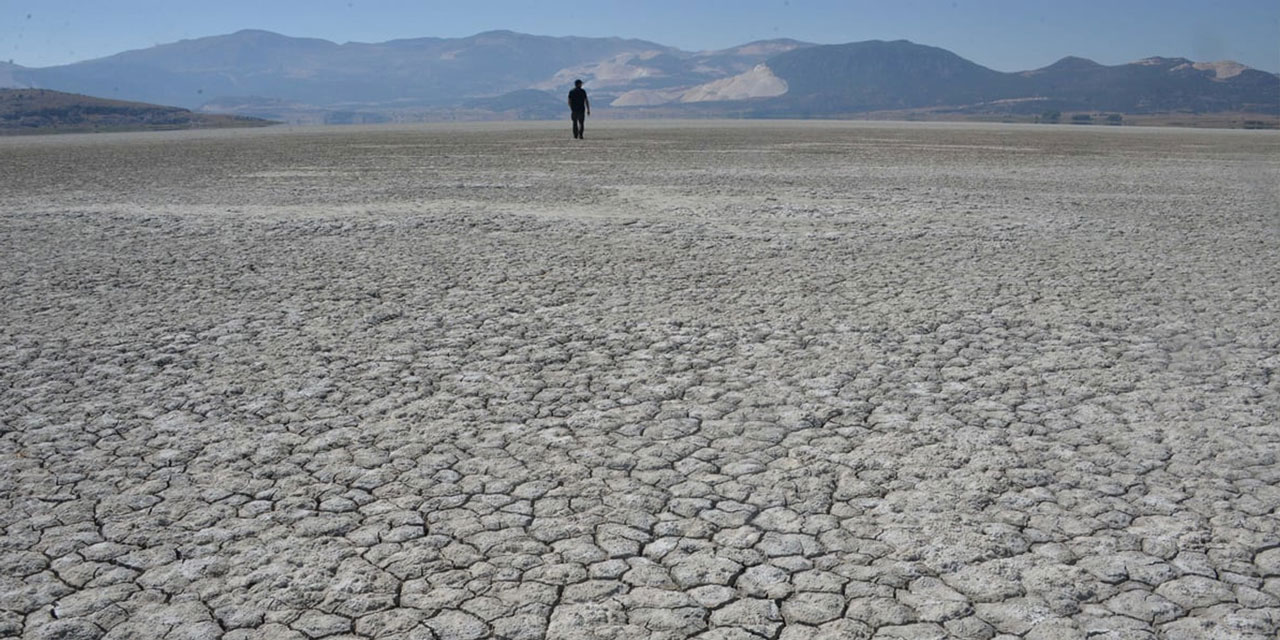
[0,89,274,134]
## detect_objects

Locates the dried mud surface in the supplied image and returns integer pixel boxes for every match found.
[2,121,1278,639]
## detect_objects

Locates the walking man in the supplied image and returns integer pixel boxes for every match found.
[568,79,590,139]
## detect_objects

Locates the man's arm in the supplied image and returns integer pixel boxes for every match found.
[586,95,590,116]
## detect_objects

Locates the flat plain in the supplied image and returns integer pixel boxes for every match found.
[1,121,1278,639]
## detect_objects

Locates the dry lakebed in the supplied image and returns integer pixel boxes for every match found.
[1,121,1278,639]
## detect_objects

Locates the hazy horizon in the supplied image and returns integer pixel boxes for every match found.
[4,0,1279,73]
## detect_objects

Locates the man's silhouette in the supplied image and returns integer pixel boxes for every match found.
[568,80,590,139]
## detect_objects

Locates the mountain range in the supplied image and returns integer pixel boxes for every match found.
[2,30,1276,123]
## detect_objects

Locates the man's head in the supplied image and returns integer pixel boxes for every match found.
[574,79,583,88]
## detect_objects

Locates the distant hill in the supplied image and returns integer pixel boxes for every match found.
[0,62,27,88]
[731,42,1278,118]
[3,30,1276,124]
[764,40,1024,112]
[1016,55,1280,113]
[0,89,274,134]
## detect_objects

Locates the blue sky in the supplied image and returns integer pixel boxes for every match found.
[3,0,1278,72]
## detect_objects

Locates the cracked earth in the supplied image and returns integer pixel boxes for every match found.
[1,121,1278,639]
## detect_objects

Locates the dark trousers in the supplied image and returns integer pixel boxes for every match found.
[571,110,585,138]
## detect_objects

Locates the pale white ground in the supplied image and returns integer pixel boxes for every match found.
[1185,62,1248,80]
[1,121,1278,640]
[678,66,788,103]
[536,53,664,92]
[614,66,788,106]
